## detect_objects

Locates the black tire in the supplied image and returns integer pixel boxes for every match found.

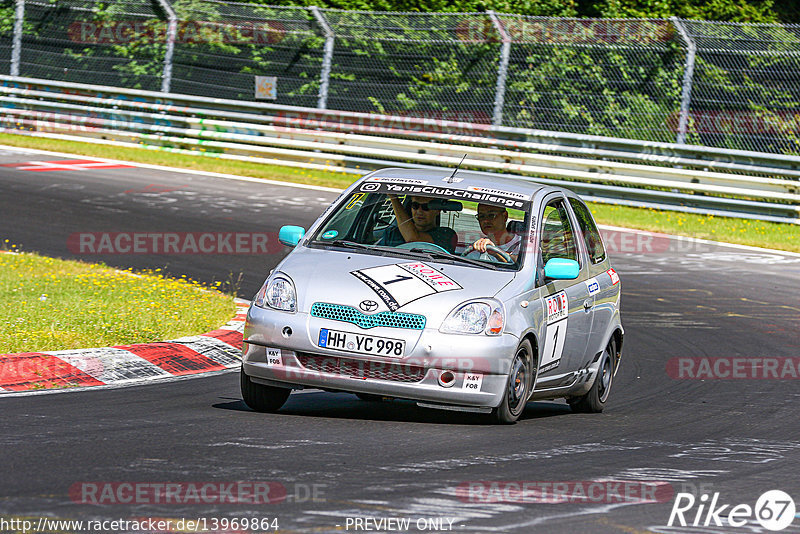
[240,370,291,413]
[490,339,535,424]
[568,339,615,414]
[355,393,384,402]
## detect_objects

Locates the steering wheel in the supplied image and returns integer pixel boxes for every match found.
[462,244,514,264]
[395,241,450,254]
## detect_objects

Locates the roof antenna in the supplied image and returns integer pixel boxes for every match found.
[447,154,467,184]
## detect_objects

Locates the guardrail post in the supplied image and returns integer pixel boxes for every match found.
[672,17,697,145]
[10,0,24,76]
[310,7,334,110]
[155,0,177,93]
[487,11,511,127]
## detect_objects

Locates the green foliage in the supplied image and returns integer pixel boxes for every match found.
[0,5,14,35]
[576,0,782,22]
[270,0,795,22]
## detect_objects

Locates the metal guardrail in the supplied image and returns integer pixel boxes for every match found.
[1,76,798,224]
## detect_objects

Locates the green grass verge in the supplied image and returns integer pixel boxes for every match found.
[0,249,236,354]
[0,133,797,253]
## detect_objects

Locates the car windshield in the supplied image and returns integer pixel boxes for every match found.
[307,180,531,270]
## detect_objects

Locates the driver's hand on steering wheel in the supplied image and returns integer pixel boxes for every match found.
[473,237,495,253]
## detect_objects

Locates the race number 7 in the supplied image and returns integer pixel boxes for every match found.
[383,274,413,285]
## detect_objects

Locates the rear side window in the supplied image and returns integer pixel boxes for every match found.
[569,199,606,264]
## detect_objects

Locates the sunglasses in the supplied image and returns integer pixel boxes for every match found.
[475,212,500,221]
[411,201,433,211]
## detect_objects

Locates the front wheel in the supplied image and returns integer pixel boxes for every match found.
[490,339,535,424]
[568,340,615,413]
[240,370,291,413]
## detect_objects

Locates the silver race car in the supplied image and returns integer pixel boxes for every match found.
[241,169,623,423]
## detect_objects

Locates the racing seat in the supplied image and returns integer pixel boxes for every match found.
[506,220,525,234]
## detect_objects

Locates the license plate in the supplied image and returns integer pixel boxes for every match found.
[318,328,405,358]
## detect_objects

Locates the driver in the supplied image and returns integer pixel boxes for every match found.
[380,195,457,253]
[468,204,521,262]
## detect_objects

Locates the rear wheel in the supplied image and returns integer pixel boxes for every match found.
[240,370,291,413]
[568,339,615,413]
[490,339,534,424]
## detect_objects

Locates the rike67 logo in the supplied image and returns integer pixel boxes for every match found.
[668,490,796,531]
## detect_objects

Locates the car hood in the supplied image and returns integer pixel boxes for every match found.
[275,247,517,327]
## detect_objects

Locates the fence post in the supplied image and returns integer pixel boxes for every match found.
[155,0,177,93]
[672,17,696,145]
[10,0,24,76]
[310,7,334,110]
[487,11,511,127]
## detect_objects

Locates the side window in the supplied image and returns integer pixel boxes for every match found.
[569,198,606,264]
[540,200,578,265]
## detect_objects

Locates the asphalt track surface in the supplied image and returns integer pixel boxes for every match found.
[1,147,800,534]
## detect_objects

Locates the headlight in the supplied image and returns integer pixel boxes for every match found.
[254,275,296,312]
[441,300,505,335]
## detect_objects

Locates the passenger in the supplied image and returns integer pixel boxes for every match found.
[380,195,457,253]
[468,204,521,262]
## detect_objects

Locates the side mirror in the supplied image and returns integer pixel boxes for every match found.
[278,225,306,247]
[544,258,580,280]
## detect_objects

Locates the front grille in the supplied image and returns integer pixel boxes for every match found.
[296,353,426,383]
[310,302,426,330]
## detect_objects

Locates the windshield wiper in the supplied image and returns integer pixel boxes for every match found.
[326,240,375,251]
[408,248,501,270]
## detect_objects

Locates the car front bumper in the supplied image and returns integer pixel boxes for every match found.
[242,305,520,409]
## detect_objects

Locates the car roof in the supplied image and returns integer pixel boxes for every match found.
[363,167,572,200]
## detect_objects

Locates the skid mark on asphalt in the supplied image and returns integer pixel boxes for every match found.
[209,439,339,451]
[649,519,800,533]
[379,443,643,474]
[668,438,800,464]
[620,252,800,268]
[623,289,800,327]
[621,312,717,329]
[468,468,730,532]
[78,189,334,216]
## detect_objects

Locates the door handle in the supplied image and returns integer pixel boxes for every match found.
[583,299,593,310]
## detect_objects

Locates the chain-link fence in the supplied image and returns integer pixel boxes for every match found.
[679,19,800,154]
[2,0,799,155]
[15,0,165,91]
